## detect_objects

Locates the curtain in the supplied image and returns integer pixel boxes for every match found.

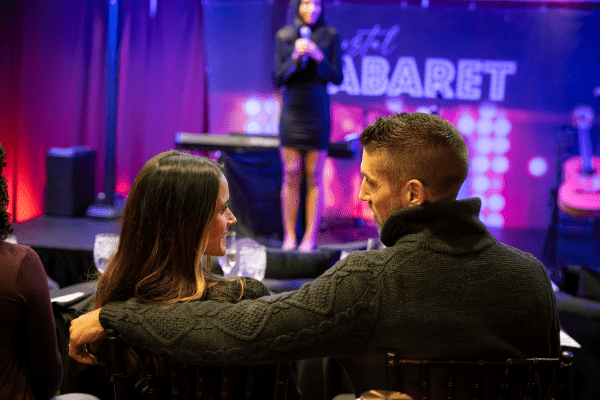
[0,0,208,222]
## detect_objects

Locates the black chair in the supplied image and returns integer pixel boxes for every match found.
[106,328,292,400]
[384,350,574,400]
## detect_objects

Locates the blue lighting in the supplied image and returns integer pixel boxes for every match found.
[244,98,261,116]
[491,156,509,174]
[457,114,476,135]
[245,121,262,134]
[528,156,548,177]
[472,155,490,173]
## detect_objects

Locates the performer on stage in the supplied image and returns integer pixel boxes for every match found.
[274,0,343,251]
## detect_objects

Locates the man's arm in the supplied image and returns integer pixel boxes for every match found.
[76,255,381,366]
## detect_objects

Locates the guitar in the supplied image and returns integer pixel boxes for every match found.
[558,104,600,218]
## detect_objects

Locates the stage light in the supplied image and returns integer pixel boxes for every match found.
[494,117,511,136]
[476,118,493,136]
[479,103,497,119]
[491,156,509,174]
[473,175,491,192]
[149,0,157,17]
[491,177,504,190]
[492,137,510,154]
[386,98,403,113]
[263,98,278,116]
[244,121,261,134]
[243,98,261,116]
[457,114,476,135]
[475,137,493,155]
[263,121,278,135]
[472,155,490,173]
[487,213,504,227]
[528,156,548,177]
[488,194,505,211]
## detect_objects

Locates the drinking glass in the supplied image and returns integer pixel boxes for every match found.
[218,231,237,277]
[366,238,376,251]
[366,237,385,250]
[237,239,267,281]
[93,233,120,274]
[5,234,17,244]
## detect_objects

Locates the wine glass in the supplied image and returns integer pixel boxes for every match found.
[93,233,120,274]
[367,237,385,251]
[5,234,17,244]
[366,238,375,251]
[236,238,267,281]
[218,231,237,277]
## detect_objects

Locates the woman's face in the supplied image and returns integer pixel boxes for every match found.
[204,175,237,257]
[298,0,322,26]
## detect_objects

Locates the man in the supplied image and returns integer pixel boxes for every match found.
[70,113,559,398]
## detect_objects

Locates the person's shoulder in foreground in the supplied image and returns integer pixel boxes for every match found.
[0,241,63,400]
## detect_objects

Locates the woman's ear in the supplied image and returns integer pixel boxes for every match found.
[406,179,428,206]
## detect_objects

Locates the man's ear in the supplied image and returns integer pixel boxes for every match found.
[406,179,428,206]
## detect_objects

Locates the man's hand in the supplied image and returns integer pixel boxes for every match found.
[69,308,108,365]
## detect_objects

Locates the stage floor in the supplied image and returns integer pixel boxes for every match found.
[12,215,121,252]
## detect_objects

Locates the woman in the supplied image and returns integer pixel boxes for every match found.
[88,151,272,397]
[0,142,63,400]
[274,0,343,251]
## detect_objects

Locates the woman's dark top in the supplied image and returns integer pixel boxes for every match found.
[274,23,343,151]
[0,242,63,400]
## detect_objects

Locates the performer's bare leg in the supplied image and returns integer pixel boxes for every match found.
[280,147,303,250]
[299,149,327,252]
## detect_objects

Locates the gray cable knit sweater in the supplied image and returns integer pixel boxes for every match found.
[99,198,559,398]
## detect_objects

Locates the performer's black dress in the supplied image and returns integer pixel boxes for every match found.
[273,20,343,151]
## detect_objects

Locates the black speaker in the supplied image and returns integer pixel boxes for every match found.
[45,147,96,217]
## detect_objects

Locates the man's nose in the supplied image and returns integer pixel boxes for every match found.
[359,180,369,201]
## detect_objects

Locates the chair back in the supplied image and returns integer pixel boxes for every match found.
[106,328,291,400]
[385,350,573,400]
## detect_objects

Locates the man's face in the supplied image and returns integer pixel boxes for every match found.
[359,149,407,231]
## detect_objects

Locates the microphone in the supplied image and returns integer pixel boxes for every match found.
[299,25,311,70]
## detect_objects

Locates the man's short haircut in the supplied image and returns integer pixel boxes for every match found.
[360,113,469,201]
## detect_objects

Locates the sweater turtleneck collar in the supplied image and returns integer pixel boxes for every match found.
[379,198,496,254]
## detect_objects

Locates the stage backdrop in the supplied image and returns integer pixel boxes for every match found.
[1,0,599,230]
[204,0,600,229]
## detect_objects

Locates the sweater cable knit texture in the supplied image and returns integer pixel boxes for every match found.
[100,198,559,398]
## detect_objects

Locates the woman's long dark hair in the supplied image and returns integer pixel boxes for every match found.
[94,151,234,380]
[0,143,14,241]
